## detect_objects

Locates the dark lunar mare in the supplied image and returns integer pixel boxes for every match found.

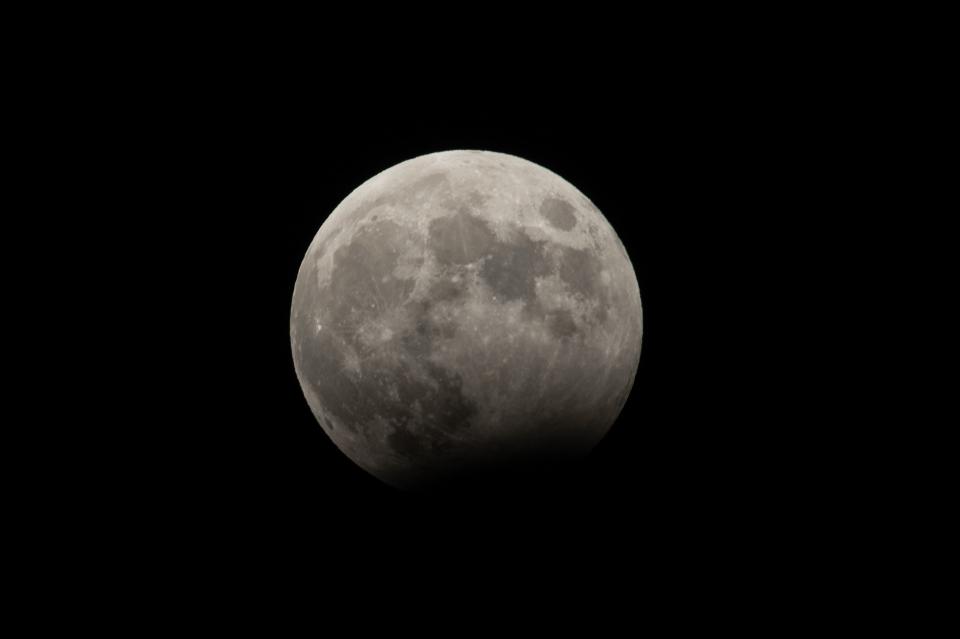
[539,196,578,231]
[295,206,625,476]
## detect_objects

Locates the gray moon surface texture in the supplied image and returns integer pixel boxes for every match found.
[290,150,642,489]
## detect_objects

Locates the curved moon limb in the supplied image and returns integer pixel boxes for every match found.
[290,150,642,490]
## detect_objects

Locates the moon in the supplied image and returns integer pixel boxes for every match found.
[290,150,642,490]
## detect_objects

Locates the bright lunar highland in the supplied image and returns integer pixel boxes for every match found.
[291,150,642,489]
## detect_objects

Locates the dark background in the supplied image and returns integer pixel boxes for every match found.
[91,30,838,594]
[162,90,801,559]
[22,9,919,623]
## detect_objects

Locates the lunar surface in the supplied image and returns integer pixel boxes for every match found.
[290,150,642,490]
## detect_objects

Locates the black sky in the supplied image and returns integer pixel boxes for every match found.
[80,28,846,597]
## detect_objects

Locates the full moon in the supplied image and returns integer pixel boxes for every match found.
[290,150,642,490]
